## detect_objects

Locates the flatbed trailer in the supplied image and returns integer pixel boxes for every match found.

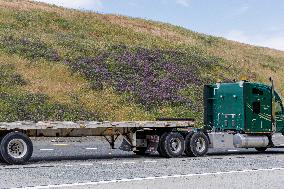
[0,120,197,164]
[1,80,284,165]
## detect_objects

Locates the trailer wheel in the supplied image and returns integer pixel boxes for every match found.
[185,132,209,157]
[157,133,168,157]
[0,132,33,165]
[157,144,163,156]
[255,147,267,152]
[159,132,185,158]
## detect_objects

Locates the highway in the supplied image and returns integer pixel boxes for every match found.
[1,137,284,189]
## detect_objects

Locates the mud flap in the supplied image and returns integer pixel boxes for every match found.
[146,135,159,153]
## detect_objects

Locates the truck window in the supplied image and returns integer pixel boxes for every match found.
[253,101,260,114]
[275,101,282,115]
[252,88,263,95]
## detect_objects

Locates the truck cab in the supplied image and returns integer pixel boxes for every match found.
[204,80,284,149]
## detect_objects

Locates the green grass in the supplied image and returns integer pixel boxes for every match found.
[0,0,283,123]
[0,61,98,122]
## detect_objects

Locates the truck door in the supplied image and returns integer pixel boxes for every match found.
[244,83,272,133]
[275,92,284,133]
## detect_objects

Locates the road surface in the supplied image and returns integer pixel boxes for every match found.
[0,137,283,189]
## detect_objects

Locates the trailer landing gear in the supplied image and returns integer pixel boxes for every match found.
[0,132,33,164]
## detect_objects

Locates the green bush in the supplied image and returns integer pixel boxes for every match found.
[0,64,27,87]
[0,36,60,61]
[0,90,99,122]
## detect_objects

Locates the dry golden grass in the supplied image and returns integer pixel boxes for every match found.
[0,53,153,120]
[1,0,59,12]
[101,14,197,45]
[0,0,92,23]
[0,54,86,104]
[1,0,284,121]
[0,0,195,46]
[79,89,154,121]
[101,12,284,88]
[201,38,284,96]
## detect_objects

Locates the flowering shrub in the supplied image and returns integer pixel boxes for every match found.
[70,45,219,109]
[1,36,60,61]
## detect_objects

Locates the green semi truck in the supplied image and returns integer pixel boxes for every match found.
[0,80,283,164]
[203,79,284,151]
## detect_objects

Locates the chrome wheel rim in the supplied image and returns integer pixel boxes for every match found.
[170,138,182,152]
[7,139,27,159]
[195,137,206,153]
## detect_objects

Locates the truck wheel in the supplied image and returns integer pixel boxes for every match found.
[157,133,168,157]
[157,144,163,156]
[159,132,185,158]
[0,132,33,165]
[255,147,267,152]
[134,147,147,155]
[0,136,4,163]
[184,132,195,157]
[186,132,209,157]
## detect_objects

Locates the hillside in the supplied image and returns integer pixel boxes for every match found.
[0,0,284,124]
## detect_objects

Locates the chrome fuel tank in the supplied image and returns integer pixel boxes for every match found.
[233,134,269,148]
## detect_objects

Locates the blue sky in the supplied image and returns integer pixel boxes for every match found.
[36,0,284,51]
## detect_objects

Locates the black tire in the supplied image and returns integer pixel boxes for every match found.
[159,132,185,158]
[184,132,195,157]
[0,132,33,165]
[134,147,147,155]
[157,144,163,156]
[0,136,4,163]
[255,147,267,152]
[185,132,209,157]
[157,133,168,157]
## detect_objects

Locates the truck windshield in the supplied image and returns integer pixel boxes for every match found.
[275,101,282,115]
[275,91,283,115]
